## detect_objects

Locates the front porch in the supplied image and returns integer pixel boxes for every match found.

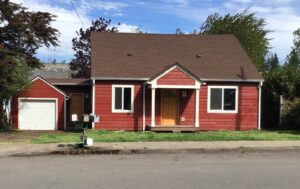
[145,64,202,132]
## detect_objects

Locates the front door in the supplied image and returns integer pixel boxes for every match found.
[70,94,83,121]
[161,89,178,125]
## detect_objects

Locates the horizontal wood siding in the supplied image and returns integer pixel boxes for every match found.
[94,81,143,131]
[178,89,195,125]
[157,67,195,85]
[11,78,65,130]
[94,81,259,131]
[199,83,259,130]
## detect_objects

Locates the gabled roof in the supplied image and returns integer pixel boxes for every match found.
[31,76,67,96]
[91,32,263,82]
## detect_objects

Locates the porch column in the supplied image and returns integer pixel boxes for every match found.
[194,88,199,128]
[151,88,156,127]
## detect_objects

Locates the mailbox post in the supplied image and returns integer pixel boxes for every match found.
[76,114,100,149]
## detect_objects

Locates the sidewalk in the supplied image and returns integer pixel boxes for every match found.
[2,141,300,157]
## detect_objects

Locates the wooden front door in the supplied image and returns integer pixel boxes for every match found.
[70,94,83,121]
[161,89,178,125]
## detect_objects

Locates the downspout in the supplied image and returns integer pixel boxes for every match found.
[258,81,263,130]
[92,79,95,129]
[142,82,146,131]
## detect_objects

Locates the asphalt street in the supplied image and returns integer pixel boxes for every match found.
[1,152,300,189]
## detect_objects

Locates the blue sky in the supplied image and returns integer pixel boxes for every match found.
[11,0,300,63]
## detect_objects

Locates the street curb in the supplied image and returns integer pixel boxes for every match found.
[9,146,300,157]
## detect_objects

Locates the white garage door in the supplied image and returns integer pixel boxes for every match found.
[19,99,56,130]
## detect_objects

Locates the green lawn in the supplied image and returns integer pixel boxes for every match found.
[30,130,300,144]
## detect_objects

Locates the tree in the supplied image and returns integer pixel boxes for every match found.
[200,9,270,71]
[70,18,118,78]
[264,53,279,71]
[0,0,59,67]
[175,28,184,34]
[0,0,59,130]
[0,52,30,129]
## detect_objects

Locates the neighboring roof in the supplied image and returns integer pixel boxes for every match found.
[46,78,91,86]
[91,32,263,82]
[31,63,73,79]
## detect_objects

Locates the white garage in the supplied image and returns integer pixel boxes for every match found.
[19,99,57,130]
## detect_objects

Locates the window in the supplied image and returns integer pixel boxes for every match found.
[208,86,238,113]
[112,85,134,113]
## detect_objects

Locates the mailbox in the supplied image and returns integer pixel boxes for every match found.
[89,114,100,123]
[71,114,78,122]
[82,114,89,122]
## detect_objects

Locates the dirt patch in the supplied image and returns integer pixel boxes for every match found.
[0,131,66,143]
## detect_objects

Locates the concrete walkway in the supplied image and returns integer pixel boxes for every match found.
[1,141,300,157]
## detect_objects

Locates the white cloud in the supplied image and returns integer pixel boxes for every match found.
[117,23,141,33]
[9,0,138,62]
[78,0,127,13]
[165,0,190,7]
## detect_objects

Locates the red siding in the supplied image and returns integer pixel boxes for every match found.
[157,67,195,85]
[199,83,258,130]
[94,80,259,131]
[94,81,143,131]
[11,78,65,130]
[178,89,195,125]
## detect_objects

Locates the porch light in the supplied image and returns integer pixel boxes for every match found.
[182,90,187,97]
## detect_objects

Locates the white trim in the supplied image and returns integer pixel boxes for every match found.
[92,77,149,81]
[151,88,156,127]
[142,83,146,131]
[18,98,58,130]
[92,79,95,128]
[151,85,200,89]
[31,77,67,97]
[202,78,264,82]
[112,85,134,113]
[195,88,200,128]
[207,86,239,113]
[258,82,263,130]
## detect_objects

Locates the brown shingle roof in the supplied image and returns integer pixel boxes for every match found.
[91,32,263,81]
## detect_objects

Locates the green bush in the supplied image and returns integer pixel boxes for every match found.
[281,99,300,130]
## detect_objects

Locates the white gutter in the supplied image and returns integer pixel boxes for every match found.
[142,82,146,131]
[258,81,263,130]
[92,79,95,129]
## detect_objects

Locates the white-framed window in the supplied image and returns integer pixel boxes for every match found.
[112,85,134,113]
[207,86,238,113]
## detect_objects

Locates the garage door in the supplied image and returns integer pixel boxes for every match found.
[19,99,56,130]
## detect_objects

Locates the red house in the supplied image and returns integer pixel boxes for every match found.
[91,33,263,131]
[12,33,263,131]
